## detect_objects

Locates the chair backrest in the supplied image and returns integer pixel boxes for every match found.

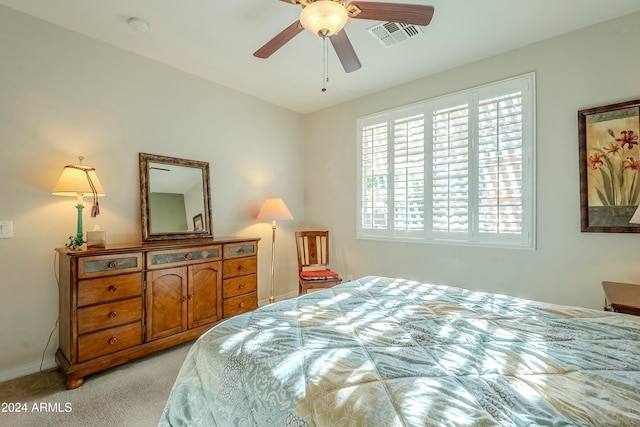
[602,281,640,308]
[295,231,332,273]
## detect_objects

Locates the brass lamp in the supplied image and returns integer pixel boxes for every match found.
[257,198,294,303]
[52,156,105,249]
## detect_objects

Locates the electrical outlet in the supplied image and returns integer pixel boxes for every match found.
[347,274,353,282]
[0,221,13,239]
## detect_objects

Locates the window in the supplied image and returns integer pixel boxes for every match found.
[357,73,535,248]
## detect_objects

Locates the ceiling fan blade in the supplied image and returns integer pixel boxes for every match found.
[254,20,304,59]
[346,2,434,26]
[329,30,362,73]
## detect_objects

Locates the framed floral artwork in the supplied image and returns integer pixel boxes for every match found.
[579,98,640,232]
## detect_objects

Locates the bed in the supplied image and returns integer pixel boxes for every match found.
[159,276,640,426]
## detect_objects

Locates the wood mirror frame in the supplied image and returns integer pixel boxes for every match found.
[139,153,213,241]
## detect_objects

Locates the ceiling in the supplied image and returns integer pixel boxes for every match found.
[2,0,640,114]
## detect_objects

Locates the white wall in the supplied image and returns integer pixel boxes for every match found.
[303,12,640,309]
[0,6,303,381]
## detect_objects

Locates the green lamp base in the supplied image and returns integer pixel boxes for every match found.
[65,204,85,250]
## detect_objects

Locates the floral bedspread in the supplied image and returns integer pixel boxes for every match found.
[159,276,640,426]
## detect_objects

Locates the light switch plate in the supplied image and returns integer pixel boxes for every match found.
[0,221,13,238]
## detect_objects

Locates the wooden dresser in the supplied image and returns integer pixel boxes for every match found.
[56,237,259,389]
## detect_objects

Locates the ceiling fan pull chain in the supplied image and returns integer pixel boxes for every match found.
[322,34,328,92]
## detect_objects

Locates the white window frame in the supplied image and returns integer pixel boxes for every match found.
[356,73,536,249]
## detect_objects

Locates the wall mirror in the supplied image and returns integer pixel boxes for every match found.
[139,153,213,241]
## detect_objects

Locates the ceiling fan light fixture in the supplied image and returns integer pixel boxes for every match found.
[299,1,348,37]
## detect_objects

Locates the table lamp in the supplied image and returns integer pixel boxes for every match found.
[257,198,293,303]
[52,156,105,249]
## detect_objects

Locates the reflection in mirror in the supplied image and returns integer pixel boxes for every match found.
[139,153,213,241]
[149,163,204,233]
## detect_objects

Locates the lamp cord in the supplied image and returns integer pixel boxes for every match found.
[40,250,60,374]
[66,165,100,218]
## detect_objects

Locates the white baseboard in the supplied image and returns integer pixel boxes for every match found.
[258,291,298,307]
[0,359,57,384]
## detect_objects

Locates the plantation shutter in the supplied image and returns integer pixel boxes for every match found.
[477,91,524,235]
[393,114,425,232]
[361,121,389,230]
[432,104,470,234]
[357,73,534,248]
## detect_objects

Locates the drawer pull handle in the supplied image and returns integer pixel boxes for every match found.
[184,253,192,260]
[108,261,117,269]
[108,285,117,292]
[238,265,244,270]
[238,248,245,254]
[108,337,118,345]
[238,285,244,290]
[239,302,245,308]
[108,311,117,318]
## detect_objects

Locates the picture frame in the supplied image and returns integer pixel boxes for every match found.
[193,213,203,231]
[578,98,640,232]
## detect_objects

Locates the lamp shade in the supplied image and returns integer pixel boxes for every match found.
[257,198,294,221]
[52,164,105,196]
[299,0,348,37]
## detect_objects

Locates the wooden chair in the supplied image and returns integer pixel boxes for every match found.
[295,231,342,295]
[602,281,640,316]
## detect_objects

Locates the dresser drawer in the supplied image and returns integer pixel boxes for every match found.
[224,241,257,259]
[78,253,142,279]
[77,297,142,335]
[77,273,143,307]
[77,322,142,362]
[223,293,257,318]
[223,257,257,279]
[223,274,257,299]
[147,245,222,269]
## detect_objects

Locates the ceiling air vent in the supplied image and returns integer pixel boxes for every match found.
[367,22,423,48]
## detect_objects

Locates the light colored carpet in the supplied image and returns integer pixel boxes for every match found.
[0,342,192,427]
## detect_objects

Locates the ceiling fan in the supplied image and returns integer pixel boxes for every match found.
[253,0,435,73]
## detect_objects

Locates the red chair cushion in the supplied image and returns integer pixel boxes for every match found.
[300,270,339,280]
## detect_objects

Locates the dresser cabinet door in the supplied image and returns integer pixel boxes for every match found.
[188,261,222,329]
[145,267,187,341]
[146,261,222,341]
